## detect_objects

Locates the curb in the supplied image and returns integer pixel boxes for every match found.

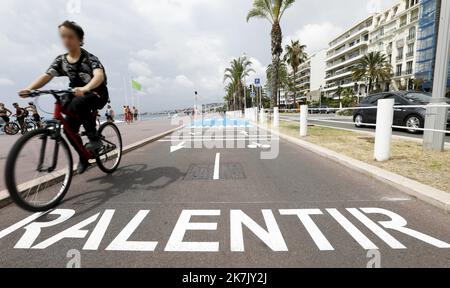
[259,123,450,213]
[0,125,183,209]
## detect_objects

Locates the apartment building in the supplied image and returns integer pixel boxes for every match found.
[323,16,374,98]
[323,0,422,98]
[369,0,420,91]
[281,49,326,106]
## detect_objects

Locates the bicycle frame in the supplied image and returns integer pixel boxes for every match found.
[36,98,94,173]
[53,100,94,161]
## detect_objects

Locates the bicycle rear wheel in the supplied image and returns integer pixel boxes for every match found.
[5,129,73,212]
[96,122,123,174]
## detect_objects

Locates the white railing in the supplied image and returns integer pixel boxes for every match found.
[288,101,450,161]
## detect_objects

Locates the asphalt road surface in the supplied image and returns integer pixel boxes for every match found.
[281,113,450,143]
[0,117,449,268]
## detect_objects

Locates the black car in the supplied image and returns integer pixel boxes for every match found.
[353,91,450,134]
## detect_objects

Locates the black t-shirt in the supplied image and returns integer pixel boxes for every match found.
[16,107,28,118]
[46,49,109,98]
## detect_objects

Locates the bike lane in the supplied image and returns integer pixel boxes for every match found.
[0,124,449,268]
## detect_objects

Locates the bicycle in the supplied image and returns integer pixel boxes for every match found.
[3,116,37,135]
[5,89,123,212]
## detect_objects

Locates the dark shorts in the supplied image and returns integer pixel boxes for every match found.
[33,114,41,122]
[1,116,9,123]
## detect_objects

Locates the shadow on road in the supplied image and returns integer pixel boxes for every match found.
[62,164,185,216]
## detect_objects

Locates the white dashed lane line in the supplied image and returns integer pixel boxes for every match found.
[213,153,221,180]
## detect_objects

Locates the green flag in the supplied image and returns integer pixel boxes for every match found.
[132,79,142,91]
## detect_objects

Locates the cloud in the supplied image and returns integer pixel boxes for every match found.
[175,75,194,88]
[0,0,400,112]
[367,0,383,13]
[0,78,14,86]
[128,60,152,77]
[285,22,343,54]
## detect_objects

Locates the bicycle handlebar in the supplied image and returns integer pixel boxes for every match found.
[25,89,74,98]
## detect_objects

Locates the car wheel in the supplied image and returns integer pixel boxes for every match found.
[354,114,364,128]
[405,115,423,134]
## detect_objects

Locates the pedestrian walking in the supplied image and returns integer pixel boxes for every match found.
[133,106,139,122]
[106,105,115,122]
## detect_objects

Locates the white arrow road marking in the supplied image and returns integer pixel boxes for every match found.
[213,153,220,180]
[170,141,186,153]
[247,142,271,149]
[240,131,249,136]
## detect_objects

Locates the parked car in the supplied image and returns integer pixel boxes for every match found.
[353,91,450,134]
[310,105,332,114]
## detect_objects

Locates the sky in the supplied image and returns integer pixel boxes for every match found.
[0,0,397,113]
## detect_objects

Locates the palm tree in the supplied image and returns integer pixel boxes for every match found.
[352,51,393,94]
[247,0,296,108]
[266,61,289,106]
[223,56,255,110]
[284,40,308,108]
[224,83,235,110]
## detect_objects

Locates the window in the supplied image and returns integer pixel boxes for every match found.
[396,64,402,76]
[397,47,404,60]
[407,43,414,57]
[366,94,386,104]
[384,95,405,105]
[406,61,413,75]
[408,27,416,40]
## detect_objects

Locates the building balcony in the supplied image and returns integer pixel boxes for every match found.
[394,70,413,78]
[326,40,368,61]
[328,26,370,49]
[325,70,353,82]
[326,53,364,72]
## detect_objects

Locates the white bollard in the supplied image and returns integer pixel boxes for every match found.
[300,105,308,137]
[374,99,394,162]
[273,107,279,128]
[260,109,266,124]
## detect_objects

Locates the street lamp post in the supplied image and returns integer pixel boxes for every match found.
[194,91,198,116]
[319,85,323,107]
[423,0,450,152]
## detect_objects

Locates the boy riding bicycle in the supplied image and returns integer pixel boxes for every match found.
[18,21,109,174]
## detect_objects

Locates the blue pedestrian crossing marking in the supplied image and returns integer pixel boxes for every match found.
[188,117,252,128]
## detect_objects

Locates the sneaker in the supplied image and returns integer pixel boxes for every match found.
[85,139,103,152]
[77,160,90,174]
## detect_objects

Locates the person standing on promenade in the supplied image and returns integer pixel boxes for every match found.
[106,105,115,122]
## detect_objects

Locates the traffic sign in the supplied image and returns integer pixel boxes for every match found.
[250,91,256,98]
[254,78,261,85]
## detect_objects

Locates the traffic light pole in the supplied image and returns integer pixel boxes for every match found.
[423,0,450,152]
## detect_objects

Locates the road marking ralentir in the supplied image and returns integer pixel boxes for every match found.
[0,208,449,252]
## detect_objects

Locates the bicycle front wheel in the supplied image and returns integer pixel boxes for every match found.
[25,121,37,132]
[5,129,73,212]
[4,123,19,135]
[96,122,123,174]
